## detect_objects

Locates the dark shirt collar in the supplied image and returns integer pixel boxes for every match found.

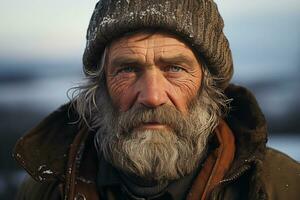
[97,155,200,200]
[97,155,120,186]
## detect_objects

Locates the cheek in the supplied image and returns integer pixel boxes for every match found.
[174,78,200,96]
[167,75,201,103]
[106,75,137,111]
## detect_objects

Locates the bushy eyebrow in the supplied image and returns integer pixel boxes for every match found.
[109,53,198,69]
[158,54,197,67]
[110,56,145,67]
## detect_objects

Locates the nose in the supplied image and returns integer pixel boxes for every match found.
[136,70,168,108]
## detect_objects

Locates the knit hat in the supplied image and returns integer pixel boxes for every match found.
[83,0,233,89]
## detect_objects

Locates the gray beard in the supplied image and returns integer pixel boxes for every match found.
[92,88,219,182]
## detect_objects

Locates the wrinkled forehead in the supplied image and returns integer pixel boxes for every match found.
[106,30,204,64]
[112,31,187,46]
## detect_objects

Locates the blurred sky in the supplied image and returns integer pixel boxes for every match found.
[0,1,97,64]
[216,0,300,81]
[1,0,299,82]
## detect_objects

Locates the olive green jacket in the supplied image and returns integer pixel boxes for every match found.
[13,84,300,200]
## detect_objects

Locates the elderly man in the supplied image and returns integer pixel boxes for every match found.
[14,0,300,200]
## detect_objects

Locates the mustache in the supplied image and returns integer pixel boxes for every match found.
[115,104,189,135]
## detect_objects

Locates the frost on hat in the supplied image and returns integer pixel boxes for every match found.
[83,0,233,89]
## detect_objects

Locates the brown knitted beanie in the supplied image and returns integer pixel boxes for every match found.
[83,0,233,89]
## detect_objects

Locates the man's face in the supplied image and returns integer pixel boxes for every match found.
[105,32,202,118]
[94,32,217,182]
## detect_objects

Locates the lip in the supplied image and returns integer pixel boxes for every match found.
[136,122,167,130]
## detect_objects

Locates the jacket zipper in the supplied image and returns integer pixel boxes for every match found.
[209,157,257,200]
[208,164,251,200]
[219,164,251,185]
[220,156,256,185]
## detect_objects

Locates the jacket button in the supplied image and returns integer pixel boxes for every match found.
[74,193,86,200]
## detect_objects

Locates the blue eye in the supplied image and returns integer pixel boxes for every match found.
[117,66,136,74]
[168,65,184,72]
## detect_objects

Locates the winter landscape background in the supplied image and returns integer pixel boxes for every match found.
[0,0,299,199]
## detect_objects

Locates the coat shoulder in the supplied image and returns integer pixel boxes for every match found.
[16,175,61,200]
[260,147,300,200]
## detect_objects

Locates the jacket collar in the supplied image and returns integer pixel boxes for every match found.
[13,84,268,183]
[223,84,267,180]
[13,103,81,182]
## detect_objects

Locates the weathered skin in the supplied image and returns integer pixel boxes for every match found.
[105,32,202,115]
